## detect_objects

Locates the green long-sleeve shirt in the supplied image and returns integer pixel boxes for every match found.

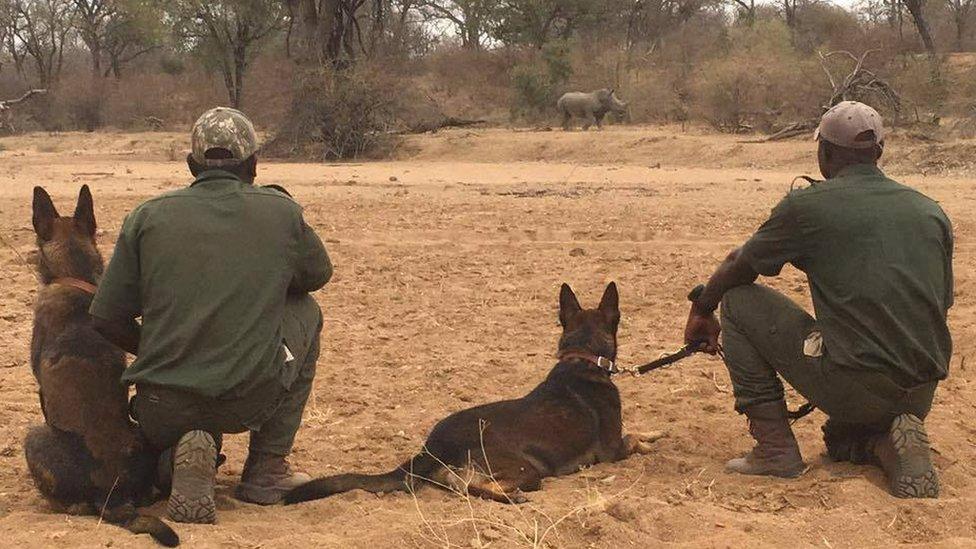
[90,171,332,398]
[739,164,953,387]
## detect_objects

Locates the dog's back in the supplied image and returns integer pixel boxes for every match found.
[287,282,646,505]
[25,186,178,546]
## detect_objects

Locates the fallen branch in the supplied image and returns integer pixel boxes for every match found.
[0,89,47,133]
[738,120,817,143]
[398,116,487,135]
[0,89,47,110]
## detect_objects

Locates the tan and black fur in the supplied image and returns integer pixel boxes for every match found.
[24,186,178,546]
[286,282,653,505]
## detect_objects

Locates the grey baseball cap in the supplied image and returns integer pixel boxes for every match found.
[190,107,259,167]
[814,101,885,149]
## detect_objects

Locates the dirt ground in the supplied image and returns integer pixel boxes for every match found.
[0,126,973,548]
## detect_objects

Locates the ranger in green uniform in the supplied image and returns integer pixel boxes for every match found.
[684,101,953,498]
[90,108,332,523]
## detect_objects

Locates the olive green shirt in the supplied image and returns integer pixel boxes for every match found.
[90,171,332,398]
[740,164,953,387]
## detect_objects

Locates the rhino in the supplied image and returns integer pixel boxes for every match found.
[557,88,628,131]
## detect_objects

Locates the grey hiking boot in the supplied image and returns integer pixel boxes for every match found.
[157,446,227,495]
[168,430,218,524]
[235,453,312,505]
[871,414,940,498]
[726,400,805,478]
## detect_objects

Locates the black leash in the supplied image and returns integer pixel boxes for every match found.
[623,284,711,376]
[625,283,817,421]
[631,343,712,375]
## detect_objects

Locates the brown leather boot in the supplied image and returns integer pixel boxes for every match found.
[235,452,312,505]
[725,400,805,478]
[868,414,939,498]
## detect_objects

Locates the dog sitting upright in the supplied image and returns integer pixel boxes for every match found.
[286,282,654,505]
[24,186,178,546]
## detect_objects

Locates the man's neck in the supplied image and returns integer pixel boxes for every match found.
[829,162,881,180]
[191,169,252,186]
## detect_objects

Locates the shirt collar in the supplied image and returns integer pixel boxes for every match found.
[833,163,884,179]
[190,169,248,187]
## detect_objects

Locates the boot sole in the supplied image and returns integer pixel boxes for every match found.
[888,414,939,499]
[235,472,313,505]
[168,430,217,523]
[725,457,805,478]
[235,482,284,505]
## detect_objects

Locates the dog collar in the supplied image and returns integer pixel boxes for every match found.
[51,277,97,295]
[558,351,618,375]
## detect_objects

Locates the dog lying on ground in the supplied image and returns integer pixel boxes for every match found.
[285,282,656,505]
[23,185,178,546]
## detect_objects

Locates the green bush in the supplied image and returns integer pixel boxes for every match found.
[510,40,573,121]
[692,19,826,132]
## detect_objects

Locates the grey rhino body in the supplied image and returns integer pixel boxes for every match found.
[557,89,628,130]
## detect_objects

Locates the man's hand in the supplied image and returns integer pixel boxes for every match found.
[684,307,721,354]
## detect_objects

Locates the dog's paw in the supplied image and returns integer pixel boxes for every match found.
[507,490,529,504]
[624,431,666,455]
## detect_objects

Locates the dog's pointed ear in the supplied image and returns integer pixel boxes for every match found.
[599,282,620,325]
[74,185,96,237]
[32,186,59,241]
[559,283,582,327]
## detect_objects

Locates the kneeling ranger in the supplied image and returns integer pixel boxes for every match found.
[684,101,953,497]
[91,108,332,522]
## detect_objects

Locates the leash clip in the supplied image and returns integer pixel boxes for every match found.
[597,356,618,374]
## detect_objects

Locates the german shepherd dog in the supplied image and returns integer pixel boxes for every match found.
[24,186,178,546]
[286,282,654,505]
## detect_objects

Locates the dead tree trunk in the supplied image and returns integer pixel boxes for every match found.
[818,50,901,112]
[904,0,937,54]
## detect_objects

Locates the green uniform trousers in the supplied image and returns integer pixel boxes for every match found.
[720,284,937,432]
[131,294,322,457]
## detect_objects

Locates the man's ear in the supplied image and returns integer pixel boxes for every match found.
[74,185,96,237]
[559,283,582,327]
[599,282,620,325]
[187,153,204,176]
[248,155,258,182]
[32,186,59,241]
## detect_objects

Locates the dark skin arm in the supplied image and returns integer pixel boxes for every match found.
[92,314,141,356]
[684,247,760,353]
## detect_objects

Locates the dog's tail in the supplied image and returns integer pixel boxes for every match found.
[101,504,179,547]
[283,453,439,504]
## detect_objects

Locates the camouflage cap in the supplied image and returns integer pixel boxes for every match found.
[190,107,259,167]
[814,101,885,149]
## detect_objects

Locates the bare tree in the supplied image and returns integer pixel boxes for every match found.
[781,0,799,28]
[415,0,497,50]
[285,0,343,66]
[174,0,285,108]
[944,0,974,51]
[101,8,162,78]
[289,0,418,64]
[6,0,74,88]
[0,3,26,76]
[624,0,706,61]
[72,0,112,77]
[903,0,936,53]
[729,0,756,25]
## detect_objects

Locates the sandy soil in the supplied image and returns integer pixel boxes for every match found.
[0,127,973,548]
